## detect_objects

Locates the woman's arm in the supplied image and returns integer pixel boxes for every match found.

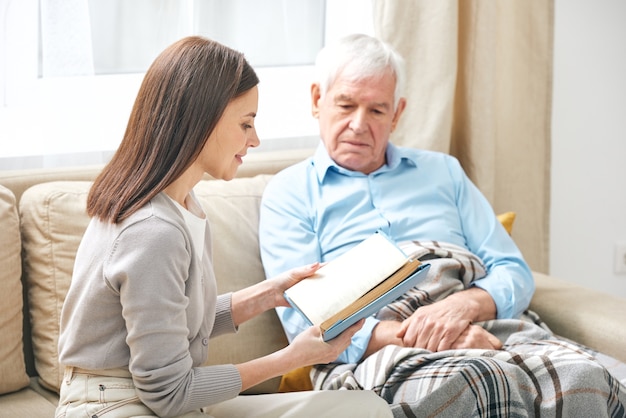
[230,263,321,327]
[235,319,363,391]
[230,262,367,390]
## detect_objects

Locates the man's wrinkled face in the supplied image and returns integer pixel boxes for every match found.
[311,70,405,174]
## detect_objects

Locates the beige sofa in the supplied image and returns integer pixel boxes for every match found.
[1,149,625,418]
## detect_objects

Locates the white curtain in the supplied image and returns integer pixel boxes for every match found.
[40,0,94,77]
[374,0,554,273]
[40,0,325,76]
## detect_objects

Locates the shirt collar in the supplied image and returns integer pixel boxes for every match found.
[313,141,418,182]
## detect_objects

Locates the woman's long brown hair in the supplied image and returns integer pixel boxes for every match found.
[87,36,258,223]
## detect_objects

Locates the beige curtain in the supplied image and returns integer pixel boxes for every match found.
[373,0,554,273]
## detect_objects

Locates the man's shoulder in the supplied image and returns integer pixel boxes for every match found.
[263,157,314,199]
[395,145,459,166]
[270,157,314,182]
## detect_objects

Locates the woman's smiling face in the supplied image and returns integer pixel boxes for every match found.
[197,86,259,180]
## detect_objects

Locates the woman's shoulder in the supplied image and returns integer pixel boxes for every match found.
[114,194,189,242]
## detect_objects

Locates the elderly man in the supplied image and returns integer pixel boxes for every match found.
[260,34,626,417]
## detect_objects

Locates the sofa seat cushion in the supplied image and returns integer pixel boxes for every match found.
[0,385,57,418]
[0,185,30,395]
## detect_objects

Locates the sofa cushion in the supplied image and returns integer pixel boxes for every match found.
[530,272,626,363]
[19,181,91,393]
[0,185,30,395]
[18,176,284,395]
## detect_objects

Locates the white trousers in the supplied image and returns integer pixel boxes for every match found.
[203,390,393,418]
[56,366,392,418]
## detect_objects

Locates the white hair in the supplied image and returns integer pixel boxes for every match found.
[314,33,406,108]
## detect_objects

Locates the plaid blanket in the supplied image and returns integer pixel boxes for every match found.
[312,241,626,417]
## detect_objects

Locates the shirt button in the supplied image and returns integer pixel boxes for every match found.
[202,338,209,346]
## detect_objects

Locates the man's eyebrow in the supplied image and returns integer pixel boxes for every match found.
[334,94,390,110]
[373,102,391,110]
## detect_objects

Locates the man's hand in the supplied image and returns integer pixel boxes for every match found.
[364,287,502,357]
[397,287,502,351]
[447,323,502,350]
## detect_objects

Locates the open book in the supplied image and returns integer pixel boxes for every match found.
[284,232,430,341]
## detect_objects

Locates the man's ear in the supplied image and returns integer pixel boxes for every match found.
[311,83,321,118]
[391,97,407,132]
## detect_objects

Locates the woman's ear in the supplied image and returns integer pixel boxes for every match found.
[311,83,321,119]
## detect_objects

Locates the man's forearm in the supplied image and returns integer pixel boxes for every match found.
[449,286,498,322]
[363,320,404,358]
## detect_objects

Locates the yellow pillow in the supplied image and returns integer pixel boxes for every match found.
[277,212,516,392]
[278,365,313,392]
[497,211,516,235]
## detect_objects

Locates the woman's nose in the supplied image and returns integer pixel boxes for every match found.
[248,129,260,148]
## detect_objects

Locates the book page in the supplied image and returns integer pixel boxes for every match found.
[319,258,422,332]
[284,232,408,325]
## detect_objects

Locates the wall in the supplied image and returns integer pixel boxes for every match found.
[550,0,626,297]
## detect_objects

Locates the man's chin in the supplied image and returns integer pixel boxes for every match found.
[335,155,369,173]
[334,151,384,174]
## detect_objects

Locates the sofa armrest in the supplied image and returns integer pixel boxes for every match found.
[529,272,626,363]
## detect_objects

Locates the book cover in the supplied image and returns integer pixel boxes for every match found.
[284,231,430,341]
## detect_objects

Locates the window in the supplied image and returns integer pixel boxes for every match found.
[39,1,325,77]
[86,0,325,75]
[0,0,373,168]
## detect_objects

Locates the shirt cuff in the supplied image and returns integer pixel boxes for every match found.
[335,316,380,364]
[211,293,237,337]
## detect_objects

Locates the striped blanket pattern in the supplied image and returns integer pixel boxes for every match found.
[311,241,626,417]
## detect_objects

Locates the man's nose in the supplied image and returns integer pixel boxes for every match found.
[349,109,367,133]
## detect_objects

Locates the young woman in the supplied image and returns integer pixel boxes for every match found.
[55,36,391,418]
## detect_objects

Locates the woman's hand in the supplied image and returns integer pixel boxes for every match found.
[267,262,322,309]
[236,319,363,391]
[289,319,364,366]
[232,262,321,327]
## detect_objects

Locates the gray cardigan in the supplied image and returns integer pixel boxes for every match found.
[58,192,241,416]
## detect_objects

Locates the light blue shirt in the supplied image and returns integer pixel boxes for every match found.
[259,142,534,363]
